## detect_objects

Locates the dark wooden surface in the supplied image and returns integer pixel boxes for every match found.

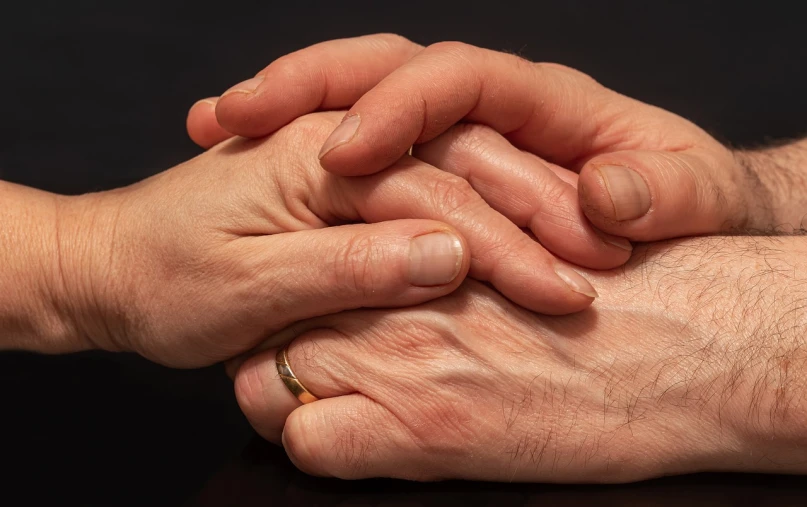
[2,1,806,504]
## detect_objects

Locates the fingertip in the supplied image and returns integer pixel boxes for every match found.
[318,103,423,176]
[553,263,598,299]
[233,347,295,445]
[215,75,284,137]
[282,407,333,477]
[421,227,469,294]
[186,97,233,148]
[599,233,633,253]
[532,282,597,316]
[515,248,599,315]
[214,91,265,138]
[257,220,470,319]
[535,289,597,316]
[317,114,361,160]
[318,133,395,176]
[490,255,598,316]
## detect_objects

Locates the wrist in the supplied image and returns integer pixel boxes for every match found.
[733,139,807,231]
[715,237,807,472]
[0,182,86,352]
[49,189,134,354]
[618,237,807,475]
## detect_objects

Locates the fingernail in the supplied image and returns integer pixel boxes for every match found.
[318,114,361,159]
[596,165,651,221]
[408,232,464,286]
[554,264,598,298]
[602,234,633,251]
[221,75,264,97]
[193,98,217,109]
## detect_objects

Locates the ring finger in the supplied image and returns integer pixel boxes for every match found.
[232,325,358,444]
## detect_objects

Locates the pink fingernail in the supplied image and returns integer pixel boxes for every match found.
[318,114,361,159]
[408,231,464,286]
[554,263,598,298]
[602,234,633,251]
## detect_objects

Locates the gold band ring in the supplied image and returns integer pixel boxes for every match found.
[276,346,319,404]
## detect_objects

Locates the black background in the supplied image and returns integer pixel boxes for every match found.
[1,1,806,504]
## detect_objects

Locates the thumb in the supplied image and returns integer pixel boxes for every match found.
[578,149,746,241]
[241,219,469,331]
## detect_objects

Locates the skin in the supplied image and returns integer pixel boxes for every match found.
[189,34,807,243]
[4,33,806,483]
[190,35,807,480]
[233,236,807,482]
[2,110,620,366]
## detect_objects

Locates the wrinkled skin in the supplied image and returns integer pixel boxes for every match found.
[234,236,807,482]
[189,34,801,245]
[64,111,615,367]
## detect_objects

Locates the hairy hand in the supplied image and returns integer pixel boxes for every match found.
[233,236,807,481]
[187,34,806,245]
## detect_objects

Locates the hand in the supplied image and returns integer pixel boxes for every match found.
[188,34,806,243]
[232,236,807,482]
[44,111,618,366]
[187,36,636,277]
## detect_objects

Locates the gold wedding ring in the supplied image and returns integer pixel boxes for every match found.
[276,346,319,404]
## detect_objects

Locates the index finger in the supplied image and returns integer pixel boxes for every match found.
[214,34,424,138]
[317,42,652,176]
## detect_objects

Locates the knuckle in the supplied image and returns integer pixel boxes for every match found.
[370,312,452,360]
[352,317,479,461]
[505,50,537,73]
[429,173,482,218]
[280,113,335,144]
[406,391,479,462]
[330,234,387,298]
[450,123,502,156]
[285,407,377,479]
[327,423,377,479]
[425,40,477,60]
[288,337,330,376]
[373,32,414,48]
[535,175,573,207]
[536,62,601,87]
[535,61,575,74]
[283,113,329,138]
[266,55,309,84]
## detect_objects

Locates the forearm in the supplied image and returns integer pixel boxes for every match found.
[725,236,807,468]
[600,236,807,474]
[662,236,807,471]
[0,180,92,353]
[735,138,807,231]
